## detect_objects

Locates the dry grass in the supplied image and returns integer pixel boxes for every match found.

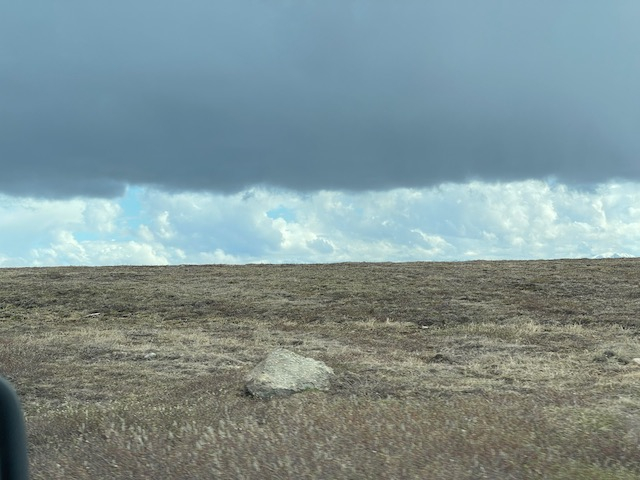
[1,259,640,478]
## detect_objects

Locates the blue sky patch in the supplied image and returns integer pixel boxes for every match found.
[267,206,296,223]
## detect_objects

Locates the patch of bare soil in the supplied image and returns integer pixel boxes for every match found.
[2,259,640,478]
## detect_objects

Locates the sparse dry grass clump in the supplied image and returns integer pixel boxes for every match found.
[2,259,640,478]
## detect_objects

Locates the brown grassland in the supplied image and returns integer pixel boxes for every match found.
[2,259,640,479]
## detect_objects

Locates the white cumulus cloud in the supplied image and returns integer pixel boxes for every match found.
[0,180,639,266]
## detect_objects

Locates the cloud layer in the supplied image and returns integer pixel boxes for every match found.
[1,181,638,267]
[2,1,640,198]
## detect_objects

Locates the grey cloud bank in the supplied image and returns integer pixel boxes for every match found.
[2,1,639,198]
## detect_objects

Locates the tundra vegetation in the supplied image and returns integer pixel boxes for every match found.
[1,259,640,479]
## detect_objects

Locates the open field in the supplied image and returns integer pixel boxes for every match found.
[2,259,640,479]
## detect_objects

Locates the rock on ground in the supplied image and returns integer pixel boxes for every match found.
[245,348,334,399]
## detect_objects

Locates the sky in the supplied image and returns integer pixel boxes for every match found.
[1,1,639,266]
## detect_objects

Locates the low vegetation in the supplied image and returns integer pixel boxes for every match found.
[1,259,640,479]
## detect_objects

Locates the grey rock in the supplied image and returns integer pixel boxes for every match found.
[245,349,334,398]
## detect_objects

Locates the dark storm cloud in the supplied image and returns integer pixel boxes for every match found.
[2,1,639,198]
